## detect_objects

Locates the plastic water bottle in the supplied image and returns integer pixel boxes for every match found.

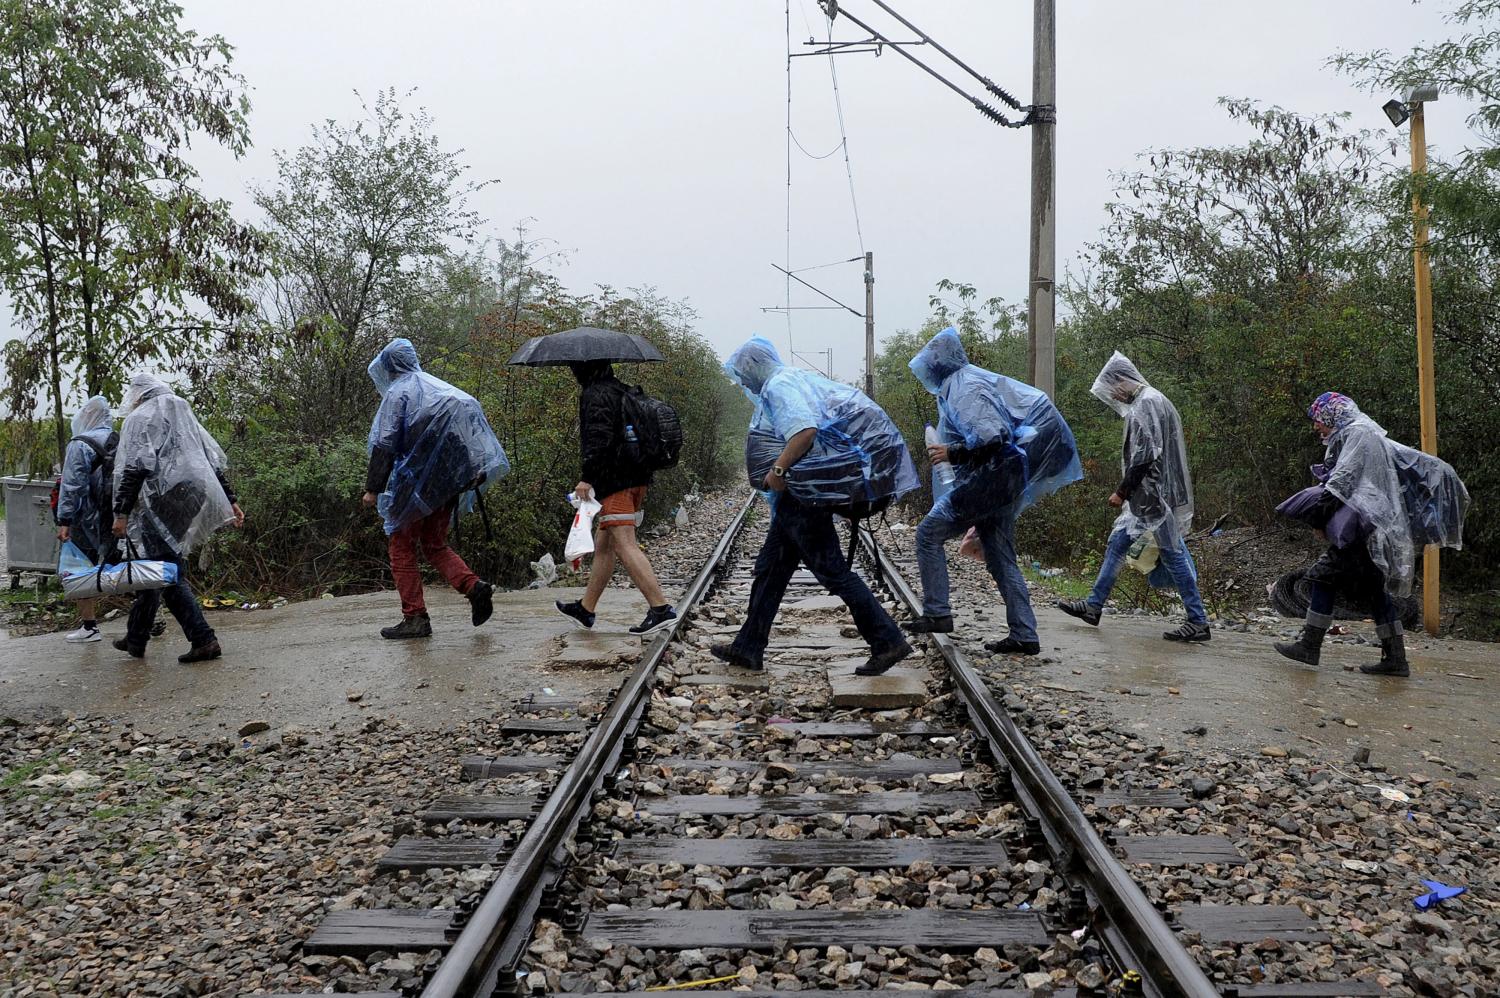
[623,423,638,444]
[925,424,956,500]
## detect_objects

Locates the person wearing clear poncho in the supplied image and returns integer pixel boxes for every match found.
[904,327,1083,655]
[1059,352,1211,642]
[110,374,244,662]
[363,338,508,640]
[55,395,116,644]
[712,337,914,677]
[1273,392,1469,677]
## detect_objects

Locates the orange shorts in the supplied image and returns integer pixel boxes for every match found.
[598,486,647,530]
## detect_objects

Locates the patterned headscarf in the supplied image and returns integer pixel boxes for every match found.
[1308,391,1359,430]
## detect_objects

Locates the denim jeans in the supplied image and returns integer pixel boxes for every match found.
[1088,522,1207,626]
[914,499,1036,643]
[730,495,904,663]
[125,554,216,649]
[1306,570,1400,637]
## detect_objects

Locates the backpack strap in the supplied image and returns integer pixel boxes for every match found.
[70,434,110,464]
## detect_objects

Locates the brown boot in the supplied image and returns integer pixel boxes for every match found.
[178,640,222,663]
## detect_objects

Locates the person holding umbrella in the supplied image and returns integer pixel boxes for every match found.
[509,327,678,636]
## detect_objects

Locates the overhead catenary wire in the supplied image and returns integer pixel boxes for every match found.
[822,6,865,257]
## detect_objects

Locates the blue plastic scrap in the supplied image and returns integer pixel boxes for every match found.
[1412,879,1466,910]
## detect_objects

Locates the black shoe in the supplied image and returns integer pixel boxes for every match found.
[855,640,914,676]
[150,618,167,638]
[984,636,1041,656]
[468,581,494,627]
[630,605,678,635]
[112,637,145,659]
[555,599,596,628]
[902,615,954,634]
[178,640,222,664]
[381,614,433,640]
[1163,621,1211,642]
[710,643,763,672]
[1274,624,1326,666]
[1359,634,1410,677]
[1058,599,1101,626]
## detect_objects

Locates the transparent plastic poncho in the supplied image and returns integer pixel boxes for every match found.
[57,395,114,551]
[1090,351,1194,537]
[725,336,918,509]
[368,338,510,535]
[114,375,233,557]
[909,327,1082,513]
[1315,398,1468,596]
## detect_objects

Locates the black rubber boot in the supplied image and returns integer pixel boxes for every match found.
[381,614,433,640]
[902,615,954,634]
[855,640,914,676]
[468,581,494,627]
[1058,599,1101,626]
[1274,625,1326,665]
[1359,633,1410,677]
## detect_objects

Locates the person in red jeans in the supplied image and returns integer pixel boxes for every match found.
[364,338,509,639]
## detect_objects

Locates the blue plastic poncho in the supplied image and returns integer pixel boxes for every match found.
[56,396,114,554]
[1091,352,1194,537]
[115,375,233,557]
[1307,393,1468,596]
[368,338,510,535]
[725,337,918,510]
[909,327,1083,516]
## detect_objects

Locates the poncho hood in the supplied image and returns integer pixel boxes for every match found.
[71,396,113,437]
[1091,351,1151,418]
[122,375,172,415]
[369,338,422,397]
[724,336,784,396]
[909,327,968,394]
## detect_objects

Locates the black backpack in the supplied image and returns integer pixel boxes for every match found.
[620,385,683,472]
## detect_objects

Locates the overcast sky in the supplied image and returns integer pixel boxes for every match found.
[5,1,1485,387]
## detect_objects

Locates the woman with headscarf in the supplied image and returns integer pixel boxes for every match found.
[111,374,243,661]
[1059,352,1210,642]
[1273,392,1468,677]
[55,395,116,643]
[905,327,1082,655]
[364,338,508,639]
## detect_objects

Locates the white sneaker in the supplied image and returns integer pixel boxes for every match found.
[65,626,102,643]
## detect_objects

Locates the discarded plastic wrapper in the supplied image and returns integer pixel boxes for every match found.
[528,553,558,589]
[1413,879,1466,910]
[1363,783,1411,804]
[565,495,603,569]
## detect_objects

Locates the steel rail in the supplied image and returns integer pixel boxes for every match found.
[422,496,756,998]
[857,526,1219,998]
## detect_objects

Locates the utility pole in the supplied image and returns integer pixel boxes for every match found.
[1026,0,1056,397]
[1409,98,1441,636]
[864,251,876,398]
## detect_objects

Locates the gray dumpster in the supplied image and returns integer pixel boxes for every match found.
[3,475,59,580]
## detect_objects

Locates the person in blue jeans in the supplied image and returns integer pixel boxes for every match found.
[1060,352,1210,642]
[904,328,1083,656]
[712,337,914,676]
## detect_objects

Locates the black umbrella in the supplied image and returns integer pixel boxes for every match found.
[506,326,665,367]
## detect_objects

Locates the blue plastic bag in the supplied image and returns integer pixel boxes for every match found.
[58,540,95,578]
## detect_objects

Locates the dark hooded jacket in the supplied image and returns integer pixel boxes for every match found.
[575,361,652,499]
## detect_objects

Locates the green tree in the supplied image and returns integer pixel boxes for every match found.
[0,0,266,458]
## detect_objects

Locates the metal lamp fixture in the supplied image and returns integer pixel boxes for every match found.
[1383,98,1410,127]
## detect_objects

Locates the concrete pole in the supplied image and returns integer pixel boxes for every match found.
[864,251,876,398]
[1410,103,1441,636]
[1026,0,1056,397]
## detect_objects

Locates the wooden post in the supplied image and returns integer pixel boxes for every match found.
[864,251,876,399]
[1027,0,1056,397]
[1410,103,1441,636]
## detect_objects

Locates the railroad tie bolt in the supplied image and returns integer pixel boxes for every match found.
[1024,817,1043,841]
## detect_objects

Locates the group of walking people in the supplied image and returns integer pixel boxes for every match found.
[53,327,1467,682]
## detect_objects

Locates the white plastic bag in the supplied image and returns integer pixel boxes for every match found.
[565,496,602,569]
[528,553,558,589]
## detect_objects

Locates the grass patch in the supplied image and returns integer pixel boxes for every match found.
[1022,563,1095,602]
[1,751,62,789]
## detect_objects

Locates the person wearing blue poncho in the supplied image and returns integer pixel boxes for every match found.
[713,337,915,677]
[905,328,1083,655]
[55,395,117,644]
[362,338,510,640]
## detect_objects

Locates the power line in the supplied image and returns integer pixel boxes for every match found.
[792,255,863,274]
[784,0,794,359]
[771,263,864,318]
[822,7,866,256]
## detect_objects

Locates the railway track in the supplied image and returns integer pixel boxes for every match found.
[275,495,1383,998]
